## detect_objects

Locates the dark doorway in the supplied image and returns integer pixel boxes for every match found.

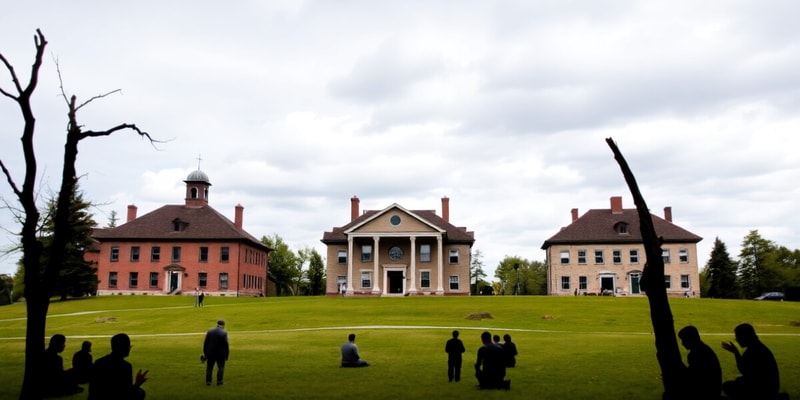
[387,271,404,294]
[170,272,179,292]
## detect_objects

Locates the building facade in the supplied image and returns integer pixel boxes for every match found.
[86,169,270,297]
[541,196,702,297]
[322,196,475,296]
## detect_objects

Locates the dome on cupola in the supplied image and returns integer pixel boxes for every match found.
[186,169,210,184]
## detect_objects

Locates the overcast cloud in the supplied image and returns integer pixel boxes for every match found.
[2,1,800,279]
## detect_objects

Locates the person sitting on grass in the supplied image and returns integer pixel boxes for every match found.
[89,333,148,400]
[341,333,369,367]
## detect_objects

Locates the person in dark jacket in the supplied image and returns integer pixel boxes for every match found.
[72,340,94,384]
[721,323,780,400]
[88,333,148,400]
[43,334,83,397]
[204,320,230,385]
[475,331,509,390]
[445,330,466,382]
[678,326,721,399]
[502,334,518,368]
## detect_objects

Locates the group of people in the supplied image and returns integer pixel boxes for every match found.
[679,323,785,400]
[193,288,206,307]
[444,330,518,389]
[43,333,148,399]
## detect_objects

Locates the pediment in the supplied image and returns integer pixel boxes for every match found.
[345,204,445,235]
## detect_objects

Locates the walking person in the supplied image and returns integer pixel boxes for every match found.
[198,290,205,307]
[445,330,466,382]
[193,288,200,307]
[204,320,229,386]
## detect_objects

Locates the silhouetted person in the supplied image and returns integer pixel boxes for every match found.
[502,334,518,368]
[340,333,369,367]
[445,330,466,382]
[42,334,83,397]
[721,323,780,400]
[89,333,148,400]
[199,290,205,307]
[475,331,508,389]
[678,326,721,399]
[72,340,94,384]
[204,320,229,385]
[493,334,501,346]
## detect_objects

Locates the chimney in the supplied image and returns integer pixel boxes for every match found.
[234,204,244,229]
[610,196,623,214]
[571,208,579,223]
[350,196,360,221]
[126,205,137,223]
[664,206,672,223]
[441,196,450,223]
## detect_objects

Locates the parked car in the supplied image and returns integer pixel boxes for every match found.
[753,292,784,301]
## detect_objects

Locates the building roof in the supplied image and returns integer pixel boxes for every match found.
[541,208,702,250]
[321,207,475,245]
[92,204,268,250]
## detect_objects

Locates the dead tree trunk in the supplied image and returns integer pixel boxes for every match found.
[1,30,154,399]
[605,138,685,399]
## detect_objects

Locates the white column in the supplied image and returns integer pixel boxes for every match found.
[346,236,354,295]
[372,236,381,294]
[408,236,417,293]
[436,235,444,294]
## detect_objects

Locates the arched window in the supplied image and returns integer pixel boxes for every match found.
[191,187,198,199]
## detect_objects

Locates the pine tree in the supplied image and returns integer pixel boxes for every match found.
[705,237,739,298]
[737,230,775,299]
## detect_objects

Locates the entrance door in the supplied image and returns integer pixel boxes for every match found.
[630,274,641,294]
[600,276,614,293]
[387,271,404,294]
[169,272,179,292]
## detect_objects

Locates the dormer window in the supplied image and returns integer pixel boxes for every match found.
[173,218,188,232]
[614,222,629,234]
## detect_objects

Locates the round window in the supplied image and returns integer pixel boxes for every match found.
[390,215,401,226]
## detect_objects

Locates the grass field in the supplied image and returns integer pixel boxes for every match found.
[0,295,797,399]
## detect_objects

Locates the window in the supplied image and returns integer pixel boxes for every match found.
[420,244,431,262]
[662,249,671,263]
[129,272,138,288]
[449,249,459,264]
[110,246,120,262]
[560,250,570,264]
[200,247,208,262]
[338,250,347,264]
[171,246,181,262]
[449,276,459,290]
[577,250,587,264]
[420,271,431,288]
[664,275,671,289]
[680,275,690,289]
[594,250,604,264]
[149,272,158,287]
[579,276,587,290]
[630,249,639,264]
[108,272,118,287]
[199,272,207,288]
[151,246,160,262]
[130,246,140,262]
[361,245,372,262]
[561,276,570,290]
[220,246,229,262]
[361,271,371,288]
[220,273,229,289]
[612,250,622,264]
[679,249,689,263]
[614,222,629,234]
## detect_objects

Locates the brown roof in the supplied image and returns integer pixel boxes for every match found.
[541,208,702,249]
[92,205,269,250]
[321,208,475,245]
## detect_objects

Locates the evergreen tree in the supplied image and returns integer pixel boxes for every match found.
[40,186,99,300]
[305,248,326,296]
[704,237,739,298]
[737,230,775,298]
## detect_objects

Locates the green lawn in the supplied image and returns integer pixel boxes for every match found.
[0,295,797,399]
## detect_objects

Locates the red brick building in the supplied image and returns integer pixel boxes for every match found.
[86,169,270,297]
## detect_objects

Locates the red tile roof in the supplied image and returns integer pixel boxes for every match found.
[541,208,701,249]
[92,204,268,250]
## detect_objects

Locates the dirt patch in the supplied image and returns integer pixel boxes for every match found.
[95,316,117,323]
[465,312,493,320]
[542,314,556,319]
[790,321,800,327]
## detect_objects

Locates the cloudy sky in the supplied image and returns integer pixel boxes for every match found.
[1,1,799,279]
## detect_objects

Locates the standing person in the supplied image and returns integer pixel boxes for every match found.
[198,290,205,307]
[502,334,518,368]
[72,340,94,384]
[340,333,369,367]
[678,326,721,400]
[445,330,466,382]
[88,333,148,400]
[204,320,229,386]
[42,334,83,397]
[721,323,781,400]
[474,331,508,390]
[193,288,200,307]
